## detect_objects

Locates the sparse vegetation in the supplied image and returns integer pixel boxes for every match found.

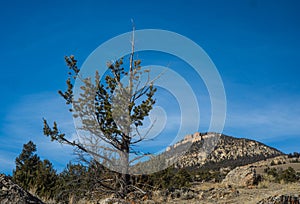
[291,159,299,163]
[287,152,300,158]
[193,168,226,182]
[263,166,300,183]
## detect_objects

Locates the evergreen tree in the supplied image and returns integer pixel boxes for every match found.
[55,162,88,202]
[43,29,158,198]
[13,141,41,191]
[35,159,58,200]
[13,141,58,200]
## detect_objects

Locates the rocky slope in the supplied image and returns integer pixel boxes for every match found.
[132,132,283,174]
[0,174,44,204]
[174,132,283,169]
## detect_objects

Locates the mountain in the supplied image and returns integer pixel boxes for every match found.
[174,132,284,170]
[133,132,284,173]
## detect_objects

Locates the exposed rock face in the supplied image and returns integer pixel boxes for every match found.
[174,133,283,169]
[0,174,44,204]
[222,165,259,187]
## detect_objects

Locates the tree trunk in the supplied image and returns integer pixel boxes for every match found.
[120,172,130,198]
[119,148,130,198]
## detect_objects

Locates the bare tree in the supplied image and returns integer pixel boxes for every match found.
[43,29,158,198]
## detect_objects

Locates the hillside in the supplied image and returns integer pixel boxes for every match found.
[176,132,283,169]
[133,132,284,173]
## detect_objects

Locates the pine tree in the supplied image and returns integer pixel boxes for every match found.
[13,141,58,200]
[35,159,58,200]
[43,29,158,198]
[13,141,41,191]
[55,162,88,202]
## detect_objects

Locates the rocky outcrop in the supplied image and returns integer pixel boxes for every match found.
[0,174,44,204]
[222,165,259,187]
[257,194,300,204]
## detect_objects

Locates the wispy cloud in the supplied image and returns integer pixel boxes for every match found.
[0,150,16,175]
[224,86,300,152]
[0,92,76,174]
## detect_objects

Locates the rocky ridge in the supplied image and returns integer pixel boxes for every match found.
[0,174,44,204]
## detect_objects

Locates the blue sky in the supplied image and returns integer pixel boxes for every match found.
[0,0,300,175]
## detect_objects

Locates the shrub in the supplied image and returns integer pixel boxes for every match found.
[263,166,299,183]
[278,167,298,183]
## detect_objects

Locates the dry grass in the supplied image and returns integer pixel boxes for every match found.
[256,163,300,174]
[255,156,300,175]
[257,180,272,189]
[191,181,225,191]
[162,182,300,204]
